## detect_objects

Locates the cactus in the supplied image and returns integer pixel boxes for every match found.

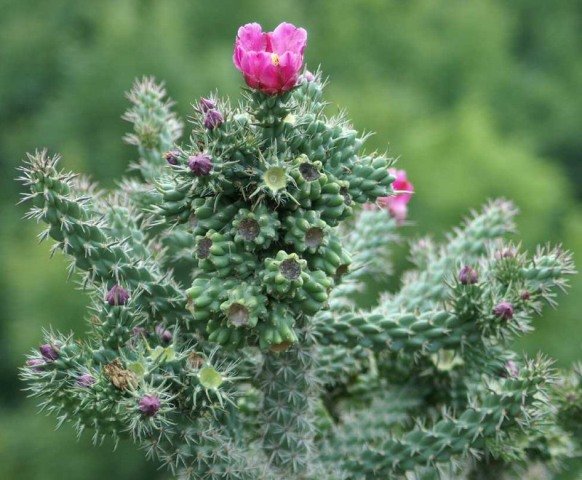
[17,21,580,480]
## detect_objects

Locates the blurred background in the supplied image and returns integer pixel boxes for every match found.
[0,0,580,478]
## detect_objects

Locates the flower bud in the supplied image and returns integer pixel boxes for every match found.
[155,324,173,344]
[458,265,478,285]
[188,153,213,176]
[198,97,217,113]
[164,149,180,166]
[520,290,531,301]
[26,358,45,372]
[39,344,59,362]
[503,360,519,378]
[106,285,130,306]
[204,109,224,130]
[301,70,315,82]
[493,301,514,320]
[76,373,96,388]
[139,394,161,417]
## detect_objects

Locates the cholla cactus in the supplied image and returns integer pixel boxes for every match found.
[18,21,580,480]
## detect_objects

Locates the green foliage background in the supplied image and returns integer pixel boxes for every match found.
[0,0,579,478]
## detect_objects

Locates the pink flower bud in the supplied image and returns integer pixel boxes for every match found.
[188,153,213,176]
[139,394,161,417]
[301,70,315,82]
[493,301,514,320]
[155,324,173,344]
[76,373,96,388]
[458,265,479,285]
[204,109,224,130]
[503,360,519,378]
[39,344,59,362]
[26,358,45,372]
[164,150,180,166]
[233,22,307,95]
[106,285,130,306]
[198,97,217,113]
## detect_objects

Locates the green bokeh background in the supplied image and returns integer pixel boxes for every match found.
[0,0,580,478]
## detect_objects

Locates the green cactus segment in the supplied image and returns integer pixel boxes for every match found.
[97,300,144,350]
[123,77,183,182]
[307,235,351,280]
[220,283,267,328]
[103,201,150,259]
[190,197,243,236]
[195,230,255,279]
[348,155,395,203]
[290,73,325,111]
[187,275,296,349]
[521,246,575,293]
[329,210,400,310]
[258,345,319,475]
[293,269,333,316]
[553,364,582,445]
[385,199,519,313]
[311,175,353,227]
[327,359,551,478]
[186,276,233,324]
[232,205,280,250]
[289,155,328,208]
[283,209,329,253]
[262,251,307,297]
[20,152,184,325]
[314,309,479,353]
[172,419,261,480]
[158,178,192,224]
[257,304,298,350]
[21,333,128,441]
[248,89,296,130]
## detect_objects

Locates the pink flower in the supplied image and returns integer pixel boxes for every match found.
[233,22,307,95]
[376,169,414,223]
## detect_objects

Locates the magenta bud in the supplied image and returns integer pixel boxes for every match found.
[76,373,96,388]
[106,285,129,306]
[204,109,224,130]
[458,265,478,285]
[26,358,45,372]
[504,360,519,378]
[39,344,59,362]
[493,301,514,320]
[199,97,217,113]
[155,324,173,344]
[301,70,315,82]
[520,290,531,301]
[139,394,161,417]
[164,150,180,166]
[188,153,213,176]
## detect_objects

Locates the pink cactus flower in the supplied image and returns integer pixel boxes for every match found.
[376,169,414,223]
[233,22,307,95]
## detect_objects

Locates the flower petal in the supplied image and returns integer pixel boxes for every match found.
[235,23,265,51]
[270,22,307,55]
